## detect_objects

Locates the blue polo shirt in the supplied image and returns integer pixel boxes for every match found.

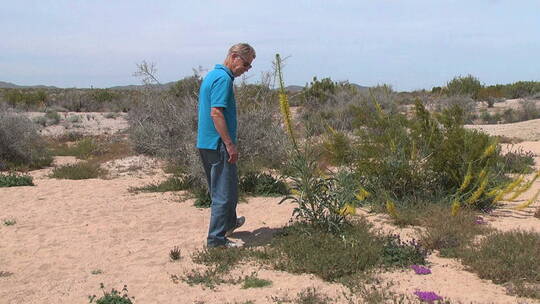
[196,64,237,150]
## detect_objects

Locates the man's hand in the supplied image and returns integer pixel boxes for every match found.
[225,142,238,164]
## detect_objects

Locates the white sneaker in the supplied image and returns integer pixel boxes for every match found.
[224,239,243,248]
[225,216,245,237]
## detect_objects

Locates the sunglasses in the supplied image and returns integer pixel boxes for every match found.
[236,54,252,69]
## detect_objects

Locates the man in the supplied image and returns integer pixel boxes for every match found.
[196,43,255,248]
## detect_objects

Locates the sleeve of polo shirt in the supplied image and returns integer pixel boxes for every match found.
[210,76,232,108]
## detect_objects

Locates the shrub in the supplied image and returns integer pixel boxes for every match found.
[128,75,287,194]
[446,75,483,100]
[353,100,509,210]
[0,172,34,187]
[88,283,134,304]
[279,154,353,234]
[45,110,61,125]
[299,83,397,136]
[460,230,540,298]
[0,109,52,169]
[239,171,288,196]
[50,162,105,179]
[500,147,535,173]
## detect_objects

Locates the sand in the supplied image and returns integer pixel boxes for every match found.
[1,111,540,304]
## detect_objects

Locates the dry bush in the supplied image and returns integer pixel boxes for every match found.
[0,107,52,169]
[300,83,399,136]
[128,75,287,190]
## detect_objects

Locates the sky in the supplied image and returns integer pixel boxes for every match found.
[1,0,539,91]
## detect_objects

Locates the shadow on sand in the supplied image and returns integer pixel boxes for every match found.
[229,227,283,247]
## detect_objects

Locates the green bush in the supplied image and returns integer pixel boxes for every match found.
[239,171,288,196]
[0,172,34,187]
[45,110,61,125]
[0,109,52,170]
[446,75,482,99]
[352,100,508,210]
[50,162,105,179]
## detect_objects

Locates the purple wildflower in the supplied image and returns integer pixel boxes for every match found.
[411,265,431,275]
[414,291,443,303]
[475,216,487,225]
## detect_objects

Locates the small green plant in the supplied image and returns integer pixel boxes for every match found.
[500,147,536,174]
[91,269,103,275]
[104,112,118,119]
[241,273,272,289]
[50,162,105,180]
[88,283,134,304]
[169,246,181,261]
[239,171,288,196]
[193,188,212,208]
[45,110,61,125]
[3,218,16,226]
[0,271,13,277]
[181,247,252,289]
[381,234,429,267]
[67,115,81,123]
[294,287,333,304]
[0,172,34,187]
[279,154,353,234]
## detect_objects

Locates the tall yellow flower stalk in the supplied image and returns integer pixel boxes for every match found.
[467,177,489,204]
[513,188,540,210]
[459,163,473,192]
[481,141,497,159]
[451,199,461,216]
[508,173,539,201]
[275,54,298,151]
[494,175,524,203]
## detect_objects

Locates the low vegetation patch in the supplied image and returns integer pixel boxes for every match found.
[241,273,272,289]
[88,283,134,304]
[0,172,34,187]
[419,206,489,257]
[50,162,105,180]
[130,176,193,193]
[460,230,540,298]
[3,218,16,226]
[49,135,134,163]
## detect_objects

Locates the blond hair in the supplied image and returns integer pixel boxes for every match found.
[228,43,256,59]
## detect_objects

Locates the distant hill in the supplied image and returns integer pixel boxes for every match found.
[0,81,58,89]
[1,80,370,92]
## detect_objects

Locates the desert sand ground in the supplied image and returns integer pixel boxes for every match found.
[1,111,539,304]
